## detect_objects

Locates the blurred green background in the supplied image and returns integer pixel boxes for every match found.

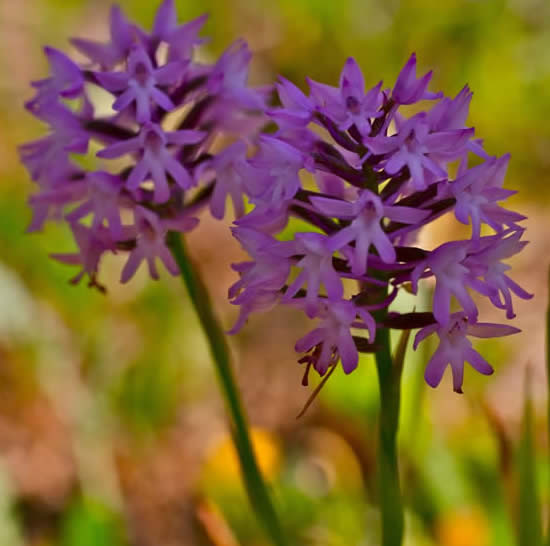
[0,0,548,544]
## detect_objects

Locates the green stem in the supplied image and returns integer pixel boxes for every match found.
[545,265,550,546]
[166,231,286,546]
[374,320,404,546]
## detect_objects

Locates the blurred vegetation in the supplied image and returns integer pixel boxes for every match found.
[0,0,548,544]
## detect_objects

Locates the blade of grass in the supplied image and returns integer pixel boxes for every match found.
[166,232,286,546]
[518,366,542,546]
[546,265,550,546]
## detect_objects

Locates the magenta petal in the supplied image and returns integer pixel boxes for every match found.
[127,159,149,191]
[372,227,396,263]
[504,275,533,300]
[449,353,465,393]
[357,308,376,342]
[321,267,343,302]
[165,156,193,189]
[121,250,143,283]
[310,196,355,218]
[338,330,358,374]
[112,88,135,111]
[277,76,312,111]
[95,71,129,92]
[393,53,416,94]
[353,233,371,275]
[467,322,521,338]
[413,323,438,349]
[385,152,406,175]
[464,347,493,376]
[385,205,429,224]
[281,270,307,302]
[71,39,115,67]
[327,225,356,252]
[135,93,151,124]
[150,162,170,203]
[424,348,447,388]
[295,328,324,353]
[150,87,176,112]
[98,137,140,159]
[166,129,205,145]
[340,57,365,97]
[209,181,227,220]
[44,46,83,93]
[154,62,185,85]
[110,5,134,50]
[152,0,177,40]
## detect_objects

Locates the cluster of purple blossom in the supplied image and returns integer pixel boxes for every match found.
[21,0,266,287]
[21,1,531,392]
[226,56,531,392]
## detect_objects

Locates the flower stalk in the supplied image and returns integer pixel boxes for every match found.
[374,318,404,546]
[166,231,286,546]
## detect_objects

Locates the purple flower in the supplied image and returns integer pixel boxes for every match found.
[280,233,343,317]
[234,203,290,235]
[26,47,83,112]
[228,228,291,299]
[70,5,135,69]
[27,180,85,232]
[97,123,205,203]
[206,140,248,220]
[308,57,383,136]
[226,53,529,392]
[64,171,125,239]
[208,39,265,110]
[121,206,198,283]
[410,241,484,326]
[426,85,487,157]
[312,190,428,275]
[227,227,291,332]
[51,223,116,288]
[269,76,314,128]
[165,14,209,63]
[22,13,530,393]
[465,230,533,318]
[95,45,183,123]
[451,155,526,238]
[364,113,473,190]
[22,0,267,288]
[240,135,313,208]
[414,312,520,392]
[392,53,442,105]
[295,300,375,375]
[19,104,89,187]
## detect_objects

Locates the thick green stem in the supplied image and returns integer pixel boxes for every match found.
[166,231,286,546]
[374,320,404,546]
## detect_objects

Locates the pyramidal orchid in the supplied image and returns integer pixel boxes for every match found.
[226,53,531,394]
[21,0,266,290]
[20,5,532,546]
[20,4,287,545]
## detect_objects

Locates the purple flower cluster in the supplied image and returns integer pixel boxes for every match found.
[21,1,531,392]
[21,1,265,289]
[228,55,531,392]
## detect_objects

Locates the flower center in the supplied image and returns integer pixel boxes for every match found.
[346,95,361,115]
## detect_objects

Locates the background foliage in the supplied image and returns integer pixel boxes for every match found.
[0,0,548,544]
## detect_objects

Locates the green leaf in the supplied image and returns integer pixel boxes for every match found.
[61,497,126,546]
